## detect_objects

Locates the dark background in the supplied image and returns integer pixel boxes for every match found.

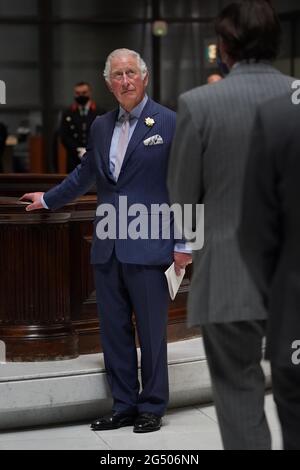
[0,0,299,171]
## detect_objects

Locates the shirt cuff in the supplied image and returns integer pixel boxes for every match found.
[41,194,49,210]
[174,243,193,254]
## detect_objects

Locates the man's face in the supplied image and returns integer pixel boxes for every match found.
[74,85,91,99]
[108,55,148,111]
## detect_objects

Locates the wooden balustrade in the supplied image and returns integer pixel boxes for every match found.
[0,176,199,361]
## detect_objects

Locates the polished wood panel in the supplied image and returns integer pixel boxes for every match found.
[29,136,45,173]
[0,197,77,361]
[0,174,96,197]
[0,176,199,361]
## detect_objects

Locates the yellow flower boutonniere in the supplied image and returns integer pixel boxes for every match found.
[145,117,155,128]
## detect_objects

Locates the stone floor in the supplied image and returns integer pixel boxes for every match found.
[0,394,282,450]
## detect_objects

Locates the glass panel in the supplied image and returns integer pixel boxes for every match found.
[160,23,216,109]
[0,26,39,62]
[0,26,40,106]
[1,68,40,107]
[0,24,40,173]
[272,0,300,13]
[53,24,152,111]
[53,0,151,19]
[160,0,220,18]
[294,19,300,79]
[0,0,37,16]
[0,112,30,135]
[273,20,292,75]
[0,111,42,173]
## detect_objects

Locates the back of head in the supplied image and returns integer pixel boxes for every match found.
[215,0,281,62]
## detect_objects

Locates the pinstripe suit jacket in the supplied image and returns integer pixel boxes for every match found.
[239,95,300,364]
[168,62,294,326]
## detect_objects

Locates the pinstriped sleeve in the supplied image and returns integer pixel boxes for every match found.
[168,95,204,208]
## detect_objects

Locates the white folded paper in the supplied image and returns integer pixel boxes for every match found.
[165,263,186,301]
[77,147,86,159]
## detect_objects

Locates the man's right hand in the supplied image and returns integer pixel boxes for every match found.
[19,192,45,212]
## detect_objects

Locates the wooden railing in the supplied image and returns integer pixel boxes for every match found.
[0,176,198,362]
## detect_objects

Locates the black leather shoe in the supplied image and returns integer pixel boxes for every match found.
[91,412,136,431]
[133,413,162,433]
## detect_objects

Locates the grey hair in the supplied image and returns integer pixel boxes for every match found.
[103,48,148,83]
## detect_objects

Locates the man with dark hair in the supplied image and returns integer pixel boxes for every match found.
[60,82,99,172]
[239,94,300,450]
[215,0,281,63]
[168,0,294,449]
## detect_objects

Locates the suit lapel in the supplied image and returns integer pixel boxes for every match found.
[121,99,159,174]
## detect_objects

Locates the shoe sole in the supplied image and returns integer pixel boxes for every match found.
[91,420,135,431]
[133,427,161,434]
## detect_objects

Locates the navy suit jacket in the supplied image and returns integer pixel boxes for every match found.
[44,98,177,265]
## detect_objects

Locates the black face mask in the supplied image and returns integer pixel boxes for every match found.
[216,50,230,77]
[75,95,90,106]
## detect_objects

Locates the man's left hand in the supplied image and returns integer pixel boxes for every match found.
[174,252,193,276]
[77,147,86,159]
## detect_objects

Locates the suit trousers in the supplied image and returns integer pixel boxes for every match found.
[94,253,169,417]
[202,321,271,450]
[271,362,300,450]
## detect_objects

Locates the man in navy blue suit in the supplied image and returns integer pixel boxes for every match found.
[21,49,192,433]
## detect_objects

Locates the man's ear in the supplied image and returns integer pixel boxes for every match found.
[143,72,149,88]
[219,38,235,68]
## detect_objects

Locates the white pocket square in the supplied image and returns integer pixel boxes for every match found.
[143,135,164,146]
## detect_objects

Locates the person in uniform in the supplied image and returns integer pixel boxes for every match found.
[60,82,100,172]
